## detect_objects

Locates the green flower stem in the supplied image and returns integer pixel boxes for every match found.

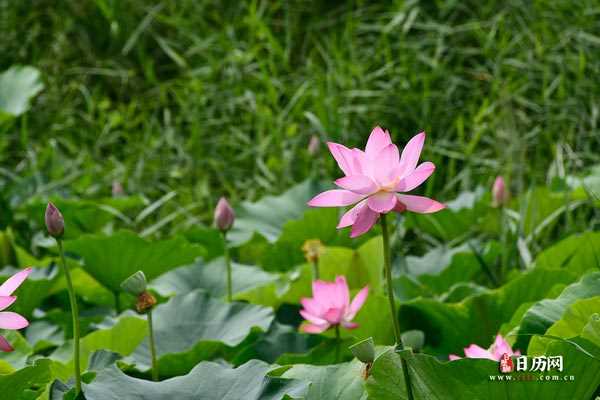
[499,206,507,281]
[380,214,414,400]
[222,231,232,302]
[114,291,121,313]
[57,239,82,394]
[312,260,320,280]
[147,309,159,381]
[335,324,340,363]
[380,214,401,343]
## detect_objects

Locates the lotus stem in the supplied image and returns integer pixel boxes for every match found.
[57,239,82,394]
[222,231,232,302]
[147,309,159,381]
[380,214,401,343]
[335,324,340,363]
[114,290,121,313]
[312,260,320,280]
[380,214,414,400]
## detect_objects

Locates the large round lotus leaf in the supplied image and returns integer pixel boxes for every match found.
[84,360,308,400]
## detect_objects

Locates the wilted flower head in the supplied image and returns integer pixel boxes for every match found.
[307,135,320,155]
[302,239,325,263]
[308,127,445,237]
[492,176,509,207]
[120,271,156,313]
[214,197,235,232]
[45,202,64,238]
[0,268,32,352]
[121,271,147,297]
[449,334,520,361]
[300,276,368,333]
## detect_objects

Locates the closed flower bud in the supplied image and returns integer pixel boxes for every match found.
[112,180,124,197]
[214,197,235,232]
[45,202,64,238]
[307,135,320,155]
[120,271,147,296]
[492,176,509,207]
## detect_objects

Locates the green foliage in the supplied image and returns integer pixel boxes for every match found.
[3,1,600,396]
[366,344,600,400]
[398,267,576,355]
[282,360,367,400]
[64,230,205,293]
[130,290,274,377]
[84,360,308,400]
[0,66,43,118]
[515,272,600,350]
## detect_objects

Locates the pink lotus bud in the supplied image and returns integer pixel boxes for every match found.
[45,202,64,238]
[492,176,509,207]
[307,135,320,155]
[214,197,235,232]
[112,180,124,197]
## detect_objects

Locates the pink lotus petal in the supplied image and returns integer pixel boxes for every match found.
[398,132,425,177]
[395,162,436,192]
[372,144,401,185]
[311,280,330,304]
[392,198,407,213]
[0,296,16,312]
[323,307,344,324]
[308,190,364,207]
[300,310,328,326]
[463,344,495,360]
[350,206,379,238]
[367,192,397,213]
[448,354,461,361]
[0,335,13,352]
[341,321,359,329]
[396,194,445,214]
[491,334,515,359]
[0,268,32,296]
[337,200,368,228]
[351,149,368,175]
[300,298,322,316]
[335,175,378,195]
[301,323,330,334]
[327,142,357,176]
[333,276,350,311]
[365,126,392,158]
[0,312,28,330]
[346,286,368,320]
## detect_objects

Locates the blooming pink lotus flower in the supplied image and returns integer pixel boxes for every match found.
[300,276,368,333]
[307,127,445,237]
[449,334,520,361]
[492,176,509,207]
[0,268,32,352]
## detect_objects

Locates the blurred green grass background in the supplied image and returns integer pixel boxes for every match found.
[2,0,600,220]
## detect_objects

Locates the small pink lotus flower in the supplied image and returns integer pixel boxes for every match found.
[214,197,235,232]
[492,176,509,207]
[449,334,520,361]
[299,276,368,333]
[308,127,445,237]
[0,268,32,352]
